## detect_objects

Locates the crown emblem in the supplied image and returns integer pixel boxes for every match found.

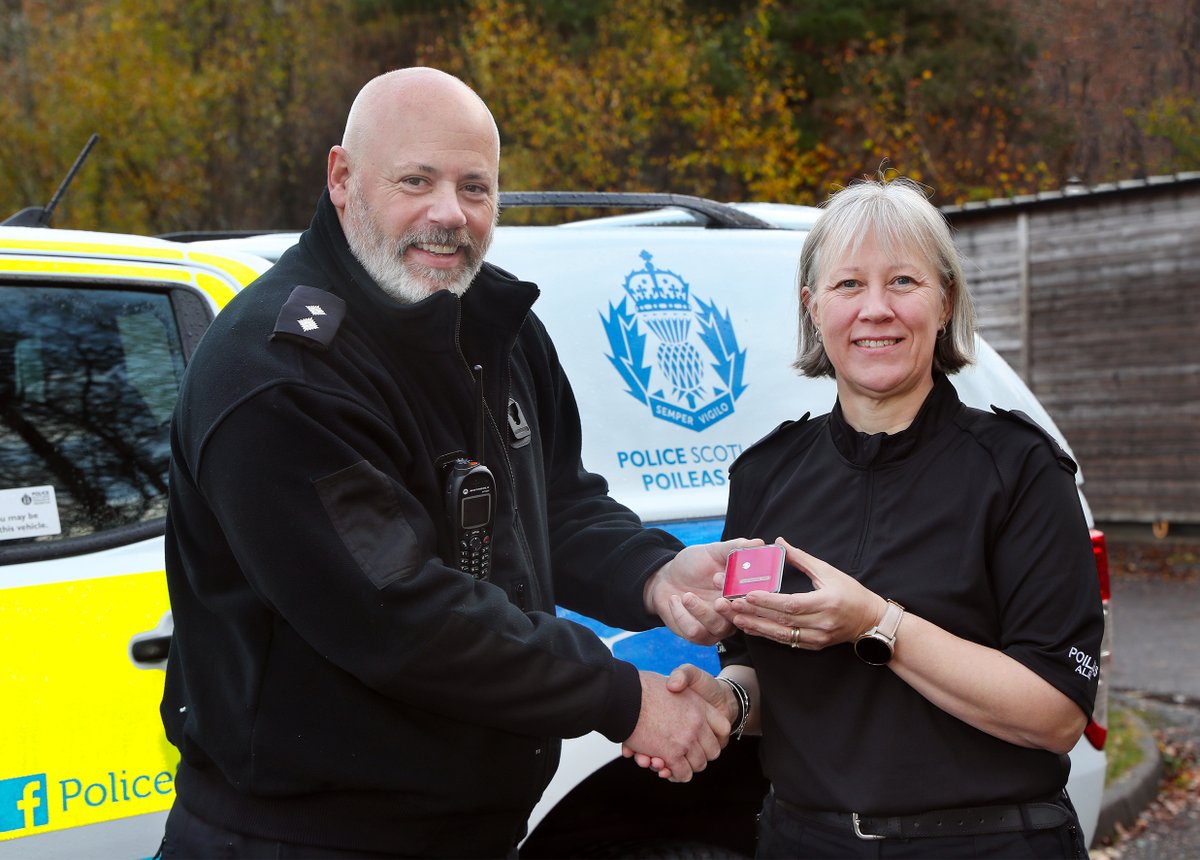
[623,251,691,314]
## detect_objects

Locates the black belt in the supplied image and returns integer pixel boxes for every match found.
[771,793,1072,841]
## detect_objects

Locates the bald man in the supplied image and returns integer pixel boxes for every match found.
[157,67,745,859]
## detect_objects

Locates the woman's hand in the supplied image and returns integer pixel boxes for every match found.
[715,538,885,649]
[714,538,1087,753]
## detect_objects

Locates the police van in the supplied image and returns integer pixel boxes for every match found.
[0,226,269,857]
[0,193,1113,858]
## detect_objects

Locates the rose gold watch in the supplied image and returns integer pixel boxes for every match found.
[853,599,905,666]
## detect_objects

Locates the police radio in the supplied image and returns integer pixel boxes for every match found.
[445,366,495,580]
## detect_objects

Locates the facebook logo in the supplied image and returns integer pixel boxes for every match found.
[0,774,49,832]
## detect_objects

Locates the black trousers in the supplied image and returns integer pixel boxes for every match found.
[755,791,1088,859]
[156,802,520,860]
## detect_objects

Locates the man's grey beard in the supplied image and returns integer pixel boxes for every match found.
[342,185,493,304]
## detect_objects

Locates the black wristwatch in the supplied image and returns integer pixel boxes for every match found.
[853,599,905,666]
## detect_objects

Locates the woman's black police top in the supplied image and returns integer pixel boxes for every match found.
[721,373,1103,814]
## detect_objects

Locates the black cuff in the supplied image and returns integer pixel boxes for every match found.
[604,535,684,632]
[597,658,642,743]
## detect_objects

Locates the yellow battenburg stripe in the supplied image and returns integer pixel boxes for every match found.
[0,571,177,841]
[195,271,238,309]
[187,251,263,291]
[0,258,192,282]
[0,238,185,262]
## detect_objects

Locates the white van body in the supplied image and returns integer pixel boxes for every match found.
[0,200,1107,858]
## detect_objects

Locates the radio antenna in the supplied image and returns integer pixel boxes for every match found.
[473,365,485,462]
[43,133,99,224]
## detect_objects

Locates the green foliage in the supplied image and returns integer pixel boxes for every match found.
[0,0,359,232]
[0,0,1193,231]
[1105,705,1147,788]
[1139,92,1200,169]
[765,0,1060,201]
[419,0,824,209]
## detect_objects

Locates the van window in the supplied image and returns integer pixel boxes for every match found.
[0,285,185,544]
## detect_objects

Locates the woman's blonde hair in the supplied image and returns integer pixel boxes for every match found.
[794,176,976,378]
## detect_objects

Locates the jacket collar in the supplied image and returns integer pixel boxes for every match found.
[828,372,962,467]
[297,190,539,352]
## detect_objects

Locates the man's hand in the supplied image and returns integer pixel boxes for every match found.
[666,662,734,712]
[624,664,739,777]
[620,671,730,782]
[645,538,763,645]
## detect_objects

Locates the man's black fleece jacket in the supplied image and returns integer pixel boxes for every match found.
[161,193,683,855]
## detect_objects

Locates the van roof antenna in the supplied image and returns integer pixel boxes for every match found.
[2,133,99,227]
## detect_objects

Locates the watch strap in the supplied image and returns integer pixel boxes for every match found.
[853,599,905,666]
[877,599,904,641]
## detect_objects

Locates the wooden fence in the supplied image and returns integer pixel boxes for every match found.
[944,174,1200,527]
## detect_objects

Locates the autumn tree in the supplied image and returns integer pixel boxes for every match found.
[1142,92,1200,168]
[3,0,1197,231]
[0,0,360,232]
[1000,0,1200,181]
[416,0,830,210]
[413,0,1081,207]
[756,0,1063,203]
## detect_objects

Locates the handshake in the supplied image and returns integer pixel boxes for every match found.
[621,664,736,783]
[621,538,761,783]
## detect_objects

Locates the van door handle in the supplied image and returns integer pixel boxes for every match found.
[130,611,174,669]
[130,635,171,665]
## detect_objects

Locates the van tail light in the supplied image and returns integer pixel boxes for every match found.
[1084,528,1111,749]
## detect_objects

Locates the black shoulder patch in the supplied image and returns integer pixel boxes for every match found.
[990,406,1077,475]
[728,412,811,478]
[271,285,346,351]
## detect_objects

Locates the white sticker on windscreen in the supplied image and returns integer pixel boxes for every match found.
[0,486,62,541]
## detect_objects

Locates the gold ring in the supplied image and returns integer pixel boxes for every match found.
[789,627,801,648]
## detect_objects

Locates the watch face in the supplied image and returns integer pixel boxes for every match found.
[854,634,893,666]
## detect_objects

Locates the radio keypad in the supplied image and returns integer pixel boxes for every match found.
[459,532,491,579]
